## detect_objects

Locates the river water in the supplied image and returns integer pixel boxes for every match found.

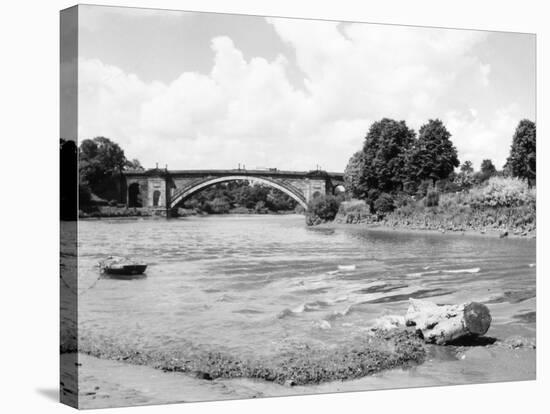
[76,215,536,397]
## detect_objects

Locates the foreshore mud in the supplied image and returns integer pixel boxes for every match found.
[317,220,535,240]
[67,329,535,409]
[76,329,426,386]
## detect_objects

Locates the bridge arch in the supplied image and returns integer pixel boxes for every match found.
[170,175,308,210]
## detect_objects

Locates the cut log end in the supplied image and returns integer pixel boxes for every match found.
[463,302,491,336]
[405,299,492,345]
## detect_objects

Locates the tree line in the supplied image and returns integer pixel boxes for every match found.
[343,118,536,213]
[181,181,298,214]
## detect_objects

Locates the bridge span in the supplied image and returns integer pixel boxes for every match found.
[122,168,345,214]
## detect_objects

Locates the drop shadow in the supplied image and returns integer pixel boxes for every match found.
[35,388,59,402]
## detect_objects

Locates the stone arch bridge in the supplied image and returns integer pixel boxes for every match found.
[123,168,345,215]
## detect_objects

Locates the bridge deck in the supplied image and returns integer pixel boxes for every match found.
[124,168,344,179]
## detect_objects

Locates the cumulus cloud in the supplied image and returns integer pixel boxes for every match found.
[78,18,524,171]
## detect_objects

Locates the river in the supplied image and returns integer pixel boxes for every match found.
[73,214,536,407]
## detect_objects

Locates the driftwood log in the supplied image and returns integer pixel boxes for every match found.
[405,299,491,345]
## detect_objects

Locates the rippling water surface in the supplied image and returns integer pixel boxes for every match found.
[78,215,536,362]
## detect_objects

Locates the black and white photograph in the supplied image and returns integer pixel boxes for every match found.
[57,2,538,410]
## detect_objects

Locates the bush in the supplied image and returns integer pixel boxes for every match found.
[424,189,440,207]
[468,176,535,208]
[393,192,412,208]
[230,206,250,214]
[373,193,395,214]
[208,197,230,214]
[307,195,341,222]
[254,200,268,214]
[415,180,433,198]
[435,179,460,193]
[338,199,370,215]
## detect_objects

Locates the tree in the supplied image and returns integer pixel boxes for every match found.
[343,151,365,198]
[460,160,474,174]
[505,119,536,185]
[79,137,128,192]
[125,158,144,171]
[477,159,497,182]
[358,118,416,195]
[480,159,496,176]
[408,119,459,186]
[208,197,230,214]
[306,194,341,225]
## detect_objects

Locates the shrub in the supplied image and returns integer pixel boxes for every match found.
[307,195,341,222]
[415,180,433,198]
[254,200,268,214]
[183,198,201,210]
[393,192,412,208]
[373,193,395,214]
[208,197,230,214]
[230,206,250,214]
[468,176,535,208]
[338,199,370,215]
[424,189,440,207]
[435,179,460,193]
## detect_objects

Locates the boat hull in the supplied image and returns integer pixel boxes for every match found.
[103,265,147,276]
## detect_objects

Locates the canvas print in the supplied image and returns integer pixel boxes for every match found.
[60,5,536,409]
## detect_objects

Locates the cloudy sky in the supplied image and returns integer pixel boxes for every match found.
[77,5,535,171]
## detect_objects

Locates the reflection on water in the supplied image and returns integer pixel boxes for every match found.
[77,215,535,365]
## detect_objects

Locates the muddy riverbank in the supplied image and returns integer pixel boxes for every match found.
[68,335,535,409]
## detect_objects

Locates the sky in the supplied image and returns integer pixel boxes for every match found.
[76,5,536,171]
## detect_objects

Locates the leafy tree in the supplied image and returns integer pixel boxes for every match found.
[125,158,144,171]
[480,159,496,176]
[254,200,267,214]
[454,160,474,190]
[408,119,459,186]
[460,160,474,174]
[504,119,536,185]
[182,181,296,213]
[373,193,395,214]
[306,194,341,224]
[358,118,416,195]
[79,137,127,193]
[477,159,497,182]
[344,151,365,198]
[208,197,230,214]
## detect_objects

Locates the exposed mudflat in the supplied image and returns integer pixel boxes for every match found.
[71,338,535,409]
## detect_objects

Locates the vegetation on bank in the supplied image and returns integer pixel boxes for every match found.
[307,118,536,235]
[335,177,535,235]
[177,180,298,215]
[76,329,425,386]
[78,136,143,211]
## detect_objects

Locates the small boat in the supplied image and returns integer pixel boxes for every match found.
[99,256,147,276]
